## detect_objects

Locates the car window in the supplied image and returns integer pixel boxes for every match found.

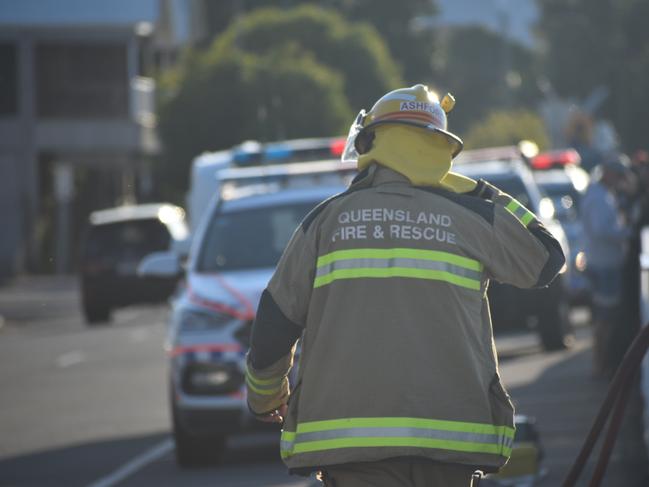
[84,219,170,260]
[197,202,317,271]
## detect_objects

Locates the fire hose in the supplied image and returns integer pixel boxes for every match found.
[562,322,649,486]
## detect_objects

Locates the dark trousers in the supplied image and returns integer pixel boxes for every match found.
[319,459,479,487]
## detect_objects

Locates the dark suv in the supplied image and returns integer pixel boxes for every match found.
[79,203,188,324]
[454,148,574,351]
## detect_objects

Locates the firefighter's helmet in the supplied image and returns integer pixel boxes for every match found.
[342,84,463,163]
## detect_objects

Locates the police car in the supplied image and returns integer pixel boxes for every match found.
[186,137,347,232]
[454,147,574,351]
[139,161,353,466]
[80,203,188,324]
[140,148,567,466]
[532,158,590,304]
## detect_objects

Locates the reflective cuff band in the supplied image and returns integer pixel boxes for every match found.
[281,417,514,459]
[505,199,536,227]
[314,248,483,290]
[245,364,284,396]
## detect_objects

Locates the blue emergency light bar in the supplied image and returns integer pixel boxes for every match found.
[229,137,346,167]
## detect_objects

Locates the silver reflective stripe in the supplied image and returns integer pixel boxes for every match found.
[281,421,515,458]
[280,439,293,452]
[315,257,482,281]
[512,205,528,220]
[293,426,504,445]
[505,200,535,226]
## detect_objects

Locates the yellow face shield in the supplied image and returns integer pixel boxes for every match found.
[357,125,476,193]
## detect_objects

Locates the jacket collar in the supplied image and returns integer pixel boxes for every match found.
[350,163,411,190]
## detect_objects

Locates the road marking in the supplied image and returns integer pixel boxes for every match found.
[86,438,173,487]
[56,351,86,368]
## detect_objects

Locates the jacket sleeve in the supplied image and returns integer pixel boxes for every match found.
[246,226,316,415]
[475,179,565,289]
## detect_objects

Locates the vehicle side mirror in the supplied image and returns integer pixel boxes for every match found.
[138,251,183,278]
[171,236,192,261]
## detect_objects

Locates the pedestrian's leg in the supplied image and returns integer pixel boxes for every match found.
[592,316,611,377]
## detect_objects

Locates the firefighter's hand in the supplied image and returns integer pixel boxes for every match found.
[255,403,288,424]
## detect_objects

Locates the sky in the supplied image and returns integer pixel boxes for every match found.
[437,0,538,47]
[0,0,538,48]
[0,0,158,25]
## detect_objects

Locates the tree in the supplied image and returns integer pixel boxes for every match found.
[537,0,649,151]
[433,26,543,137]
[156,6,401,198]
[211,5,402,111]
[156,49,352,198]
[463,109,550,151]
[200,0,438,84]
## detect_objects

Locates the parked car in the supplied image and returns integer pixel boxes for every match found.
[141,184,341,466]
[454,147,574,351]
[79,203,188,324]
[186,136,347,232]
[533,166,590,304]
[140,159,353,466]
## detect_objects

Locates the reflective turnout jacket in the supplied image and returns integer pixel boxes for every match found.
[246,164,564,473]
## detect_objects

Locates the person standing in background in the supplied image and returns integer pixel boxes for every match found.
[581,156,633,377]
[614,151,649,368]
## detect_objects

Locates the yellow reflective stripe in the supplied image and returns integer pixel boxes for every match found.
[282,436,512,457]
[505,199,535,227]
[505,200,519,213]
[314,267,481,290]
[245,365,284,395]
[245,377,282,396]
[521,211,535,226]
[280,417,514,459]
[245,365,282,386]
[317,248,482,271]
[314,249,484,290]
[293,417,515,437]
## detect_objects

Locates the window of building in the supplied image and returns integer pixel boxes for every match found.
[0,43,18,116]
[35,43,129,118]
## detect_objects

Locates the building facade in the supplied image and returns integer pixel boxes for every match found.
[0,0,204,276]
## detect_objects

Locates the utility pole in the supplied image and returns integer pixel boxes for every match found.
[54,163,74,274]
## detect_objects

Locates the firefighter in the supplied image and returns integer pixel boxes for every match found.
[245,84,565,486]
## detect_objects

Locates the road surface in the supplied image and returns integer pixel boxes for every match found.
[0,277,647,486]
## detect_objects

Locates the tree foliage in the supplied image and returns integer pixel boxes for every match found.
[201,0,437,84]
[434,26,543,137]
[210,5,402,111]
[156,5,401,197]
[537,0,649,151]
[463,110,550,151]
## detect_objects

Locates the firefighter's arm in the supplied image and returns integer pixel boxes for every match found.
[246,291,300,417]
[475,179,565,288]
[246,228,315,417]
